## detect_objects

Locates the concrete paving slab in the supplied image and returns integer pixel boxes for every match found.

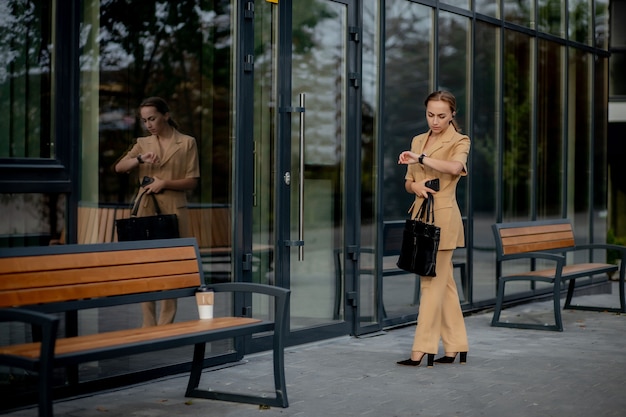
[5,287,625,417]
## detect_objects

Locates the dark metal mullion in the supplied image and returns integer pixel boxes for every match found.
[465,3,476,306]
[274,0,293,293]
[433,4,439,89]
[232,0,257,358]
[530,14,538,222]
[494,13,506,294]
[346,0,371,336]
[530,30,539,289]
[60,0,81,244]
[234,0,255,284]
[588,40,597,253]
[376,3,387,324]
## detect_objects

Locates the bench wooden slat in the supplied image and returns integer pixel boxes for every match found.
[86,207,99,244]
[0,258,200,291]
[187,206,231,249]
[211,207,231,247]
[502,237,576,255]
[0,246,198,275]
[0,317,261,359]
[498,223,572,237]
[0,274,201,307]
[500,230,573,246]
[98,207,116,243]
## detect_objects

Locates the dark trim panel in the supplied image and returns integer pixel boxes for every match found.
[0,159,71,193]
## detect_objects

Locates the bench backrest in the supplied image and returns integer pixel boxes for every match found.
[188,205,231,248]
[492,219,575,260]
[73,204,230,249]
[77,204,118,244]
[0,238,203,310]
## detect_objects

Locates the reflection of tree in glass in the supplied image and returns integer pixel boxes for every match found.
[503,37,531,217]
[92,1,234,203]
[96,1,231,136]
[567,0,590,43]
[0,1,52,159]
[381,1,432,217]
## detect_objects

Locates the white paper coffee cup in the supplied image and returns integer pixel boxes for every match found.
[197,304,214,319]
[195,287,214,319]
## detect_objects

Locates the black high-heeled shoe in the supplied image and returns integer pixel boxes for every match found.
[433,352,467,364]
[397,354,435,367]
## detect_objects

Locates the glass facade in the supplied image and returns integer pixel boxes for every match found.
[0,0,621,404]
[0,2,54,159]
[80,0,233,209]
[608,0,626,259]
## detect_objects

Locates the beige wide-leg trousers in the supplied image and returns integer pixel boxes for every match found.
[140,219,190,327]
[141,299,177,327]
[411,249,468,355]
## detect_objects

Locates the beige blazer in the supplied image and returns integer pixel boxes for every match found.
[405,124,470,250]
[122,129,200,237]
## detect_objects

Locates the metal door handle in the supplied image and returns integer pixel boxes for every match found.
[298,93,305,261]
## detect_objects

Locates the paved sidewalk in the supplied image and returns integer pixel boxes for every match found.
[5,287,626,417]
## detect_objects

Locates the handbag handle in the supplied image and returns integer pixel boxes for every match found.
[415,194,435,224]
[130,190,163,217]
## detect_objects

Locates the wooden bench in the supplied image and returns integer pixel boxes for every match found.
[69,203,272,282]
[492,219,626,331]
[188,204,274,282]
[0,238,290,416]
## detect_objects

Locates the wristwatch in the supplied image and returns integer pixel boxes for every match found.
[137,154,144,164]
[418,153,427,165]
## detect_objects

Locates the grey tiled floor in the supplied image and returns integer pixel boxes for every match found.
[5,284,626,417]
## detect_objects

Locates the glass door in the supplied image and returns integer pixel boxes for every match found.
[288,0,349,332]
[252,0,377,340]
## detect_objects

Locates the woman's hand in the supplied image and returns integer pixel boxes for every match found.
[114,151,160,173]
[144,177,199,194]
[144,176,164,194]
[398,151,420,165]
[406,179,438,198]
[140,151,159,165]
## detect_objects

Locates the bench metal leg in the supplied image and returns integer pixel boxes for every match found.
[491,277,563,331]
[38,360,54,417]
[185,343,206,395]
[37,315,59,417]
[490,278,506,327]
[333,249,342,320]
[619,270,626,313]
[551,282,564,332]
[563,272,626,313]
[186,339,289,408]
[563,279,576,309]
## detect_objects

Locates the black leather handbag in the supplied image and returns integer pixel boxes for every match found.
[396,194,440,277]
[115,191,179,241]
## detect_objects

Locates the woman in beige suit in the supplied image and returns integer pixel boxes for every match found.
[115,97,200,327]
[396,91,470,367]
